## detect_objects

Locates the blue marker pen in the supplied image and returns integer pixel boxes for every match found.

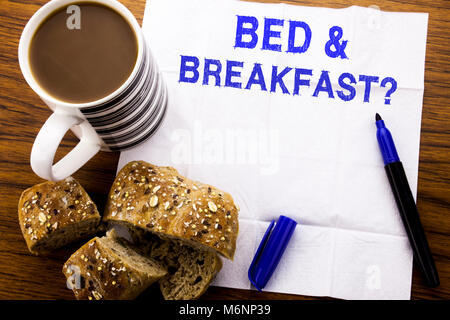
[376,113,439,287]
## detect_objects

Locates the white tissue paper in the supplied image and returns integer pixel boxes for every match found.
[119,0,429,299]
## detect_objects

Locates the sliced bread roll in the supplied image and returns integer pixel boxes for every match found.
[114,224,222,300]
[63,232,166,300]
[18,177,101,255]
[158,240,222,300]
[103,161,239,260]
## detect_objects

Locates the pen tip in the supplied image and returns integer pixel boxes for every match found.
[375,113,382,121]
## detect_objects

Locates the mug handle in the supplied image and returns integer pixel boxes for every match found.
[31,111,101,181]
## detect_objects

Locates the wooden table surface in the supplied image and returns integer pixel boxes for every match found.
[0,0,449,300]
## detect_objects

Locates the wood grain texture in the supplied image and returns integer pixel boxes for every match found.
[0,0,448,300]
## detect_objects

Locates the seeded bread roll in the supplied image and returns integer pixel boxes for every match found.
[18,177,101,255]
[103,161,239,260]
[114,224,222,300]
[63,232,167,300]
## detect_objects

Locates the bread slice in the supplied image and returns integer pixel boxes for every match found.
[103,161,239,260]
[158,239,222,300]
[18,177,101,255]
[112,223,222,300]
[63,232,167,300]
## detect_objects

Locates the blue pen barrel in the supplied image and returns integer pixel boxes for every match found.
[248,215,297,291]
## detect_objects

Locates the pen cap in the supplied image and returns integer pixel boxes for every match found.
[376,119,400,165]
[248,215,297,291]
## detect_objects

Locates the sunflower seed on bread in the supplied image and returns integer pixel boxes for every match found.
[103,161,239,260]
[18,177,101,255]
[63,230,166,300]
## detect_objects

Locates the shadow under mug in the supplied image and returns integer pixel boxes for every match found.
[18,0,167,181]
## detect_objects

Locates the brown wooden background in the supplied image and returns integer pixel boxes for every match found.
[0,0,448,300]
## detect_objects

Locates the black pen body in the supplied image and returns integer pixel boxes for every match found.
[385,161,440,287]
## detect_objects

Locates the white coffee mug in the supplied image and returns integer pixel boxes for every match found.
[18,0,167,181]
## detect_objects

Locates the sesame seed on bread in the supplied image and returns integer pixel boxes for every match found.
[103,161,239,260]
[63,231,166,300]
[18,177,101,255]
[113,224,222,300]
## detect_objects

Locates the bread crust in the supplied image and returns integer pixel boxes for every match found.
[63,236,166,300]
[18,177,101,255]
[103,161,239,260]
[112,222,223,300]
